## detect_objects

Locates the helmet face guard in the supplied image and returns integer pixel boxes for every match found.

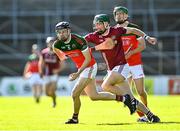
[113,6,129,24]
[55,21,71,42]
[93,14,110,34]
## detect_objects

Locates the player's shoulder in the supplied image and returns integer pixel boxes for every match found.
[71,33,87,45]
[41,48,48,54]
[111,26,125,31]
[111,26,127,35]
[85,32,98,38]
[127,23,140,29]
[71,33,83,39]
[53,39,60,47]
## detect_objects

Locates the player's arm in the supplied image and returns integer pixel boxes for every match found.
[23,62,30,78]
[125,27,157,45]
[38,55,44,78]
[53,61,66,74]
[125,37,146,59]
[52,43,67,61]
[85,34,115,51]
[59,61,66,72]
[78,47,91,74]
[137,37,146,51]
[69,47,91,81]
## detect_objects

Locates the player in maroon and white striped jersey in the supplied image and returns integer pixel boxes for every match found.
[85,14,160,122]
[39,37,65,107]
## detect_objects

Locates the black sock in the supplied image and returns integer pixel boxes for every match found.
[116,95,124,102]
[146,111,154,119]
[72,113,78,120]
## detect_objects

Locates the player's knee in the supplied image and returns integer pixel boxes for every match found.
[72,90,80,99]
[46,91,52,96]
[46,92,51,96]
[89,95,98,101]
[102,84,111,92]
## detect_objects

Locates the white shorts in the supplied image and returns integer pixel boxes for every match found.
[43,74,58,84]
[79,63,97,79]
[28,73,43,86]
[128,64,145,79]
[108,64,129,79]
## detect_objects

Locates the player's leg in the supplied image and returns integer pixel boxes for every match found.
[44,75,57,107]
[85,78,115,100]
[48,74,58,107]
[116,80,160,122]
[32,84,38,102]
[45,82,51,96]
[83,63,130,102]
[48,81,57,107]
[30,73,42,103]
[45,82,57,107]
[134,78,148,121]
[102,71,128,95]
[34,74,43,103]
[45,81,57,107]
[101,64,160,122]
[130,65,148,121]
[33,84,43,103]
[84,78,132,109]
[101,64,136,114]
[66,63,96,124]
[134,78,147,105]
[65,77,91,124]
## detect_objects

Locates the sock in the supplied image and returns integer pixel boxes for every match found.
[116,95,124,102]
[137,103,147,117]
[72,113,78,120]
[146,111,154,120]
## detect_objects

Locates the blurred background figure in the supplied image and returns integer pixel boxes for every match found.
[23,44,43,103]
[39,37,66,107]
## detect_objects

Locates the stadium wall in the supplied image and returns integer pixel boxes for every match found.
[0,76,180,96]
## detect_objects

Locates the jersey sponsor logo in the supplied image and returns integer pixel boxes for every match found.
[122,37,131,46]
[72,44,77,48]
[65,45,71,50]
[61,46,66,49]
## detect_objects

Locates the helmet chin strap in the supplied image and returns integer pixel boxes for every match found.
[117,19,128,24]
[97,29,107,35]
[97,23,109,35]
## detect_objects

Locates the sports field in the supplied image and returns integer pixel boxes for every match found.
[0,95,180,130]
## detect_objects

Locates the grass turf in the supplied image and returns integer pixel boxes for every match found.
[0,95,180,130]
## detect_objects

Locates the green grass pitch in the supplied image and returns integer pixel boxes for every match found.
[0,95,180,130]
